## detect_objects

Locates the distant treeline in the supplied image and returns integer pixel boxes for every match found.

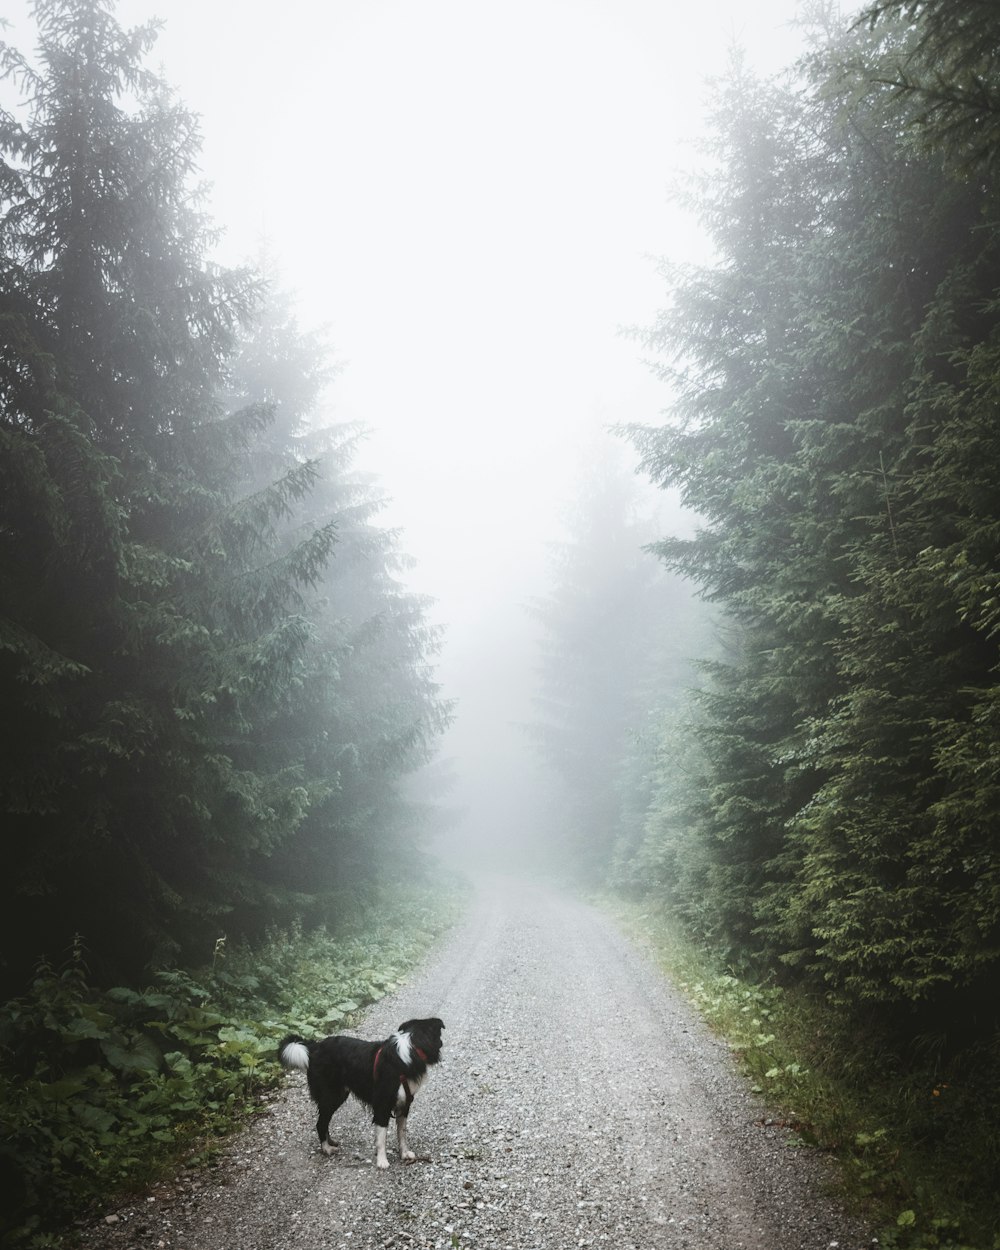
[0,1,450,997]
[535,0,1000,1045]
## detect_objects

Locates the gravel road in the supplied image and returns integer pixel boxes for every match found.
[80,878,872,1250]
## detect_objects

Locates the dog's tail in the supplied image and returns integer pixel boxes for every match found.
[278,1034,312,1072]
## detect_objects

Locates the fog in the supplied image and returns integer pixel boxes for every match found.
[2,0,817,867]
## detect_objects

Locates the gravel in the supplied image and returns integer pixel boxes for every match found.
[78,877,873,1250]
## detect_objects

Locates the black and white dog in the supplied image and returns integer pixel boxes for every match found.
[278,1017,444,1169]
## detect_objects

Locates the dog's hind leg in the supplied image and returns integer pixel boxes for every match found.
[396,1113,416,1163]
[316,1087,349,1156]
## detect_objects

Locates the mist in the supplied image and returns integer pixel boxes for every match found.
[10,5,1000,1240]
[0,0,821,947]
[0,0,814,872]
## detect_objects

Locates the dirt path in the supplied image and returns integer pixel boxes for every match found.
[81,878,871,1250]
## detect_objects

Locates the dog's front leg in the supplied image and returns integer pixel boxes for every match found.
[396,1114,416,1163]
[374,1121,391,1169]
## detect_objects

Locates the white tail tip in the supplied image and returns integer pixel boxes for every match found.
[282,1041,311,1071]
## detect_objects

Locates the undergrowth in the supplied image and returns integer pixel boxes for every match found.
[0,883,465,1249]
[607,896,1000,1250]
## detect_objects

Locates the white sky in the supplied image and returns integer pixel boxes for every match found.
[3,0,841,853]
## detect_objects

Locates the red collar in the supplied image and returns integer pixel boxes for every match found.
[373,1043,428,1079]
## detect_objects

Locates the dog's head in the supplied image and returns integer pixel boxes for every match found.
[399,1016,444,1064]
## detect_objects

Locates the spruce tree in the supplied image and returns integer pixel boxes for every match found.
[628,11,1000,1017]
[223,277,452,919]
[0,1,331,986]
[526,453,699,881]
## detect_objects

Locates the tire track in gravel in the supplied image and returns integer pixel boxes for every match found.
[80,877,871,1250]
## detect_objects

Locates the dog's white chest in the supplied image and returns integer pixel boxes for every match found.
[396,1071,428,1108]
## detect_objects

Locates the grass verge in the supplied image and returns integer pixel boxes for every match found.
[0,881,466,1249]
[606,894,1000,1250]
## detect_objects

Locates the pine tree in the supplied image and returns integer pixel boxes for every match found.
[0,1,333,986]
[625,52,840,960]
[627,10,1000,1015]
[222,276,452,919]
[526,452,699,881]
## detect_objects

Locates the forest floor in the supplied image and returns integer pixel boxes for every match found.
[76,877,872,1250]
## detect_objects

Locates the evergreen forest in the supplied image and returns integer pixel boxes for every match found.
[3,0,1000,1246]
[631,0,1000,1055]
[0,2,451,993]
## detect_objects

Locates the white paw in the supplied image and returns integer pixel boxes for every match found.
[401,1149,416,1162]
[376,1155,390,1170]
[321,1141,336,1157]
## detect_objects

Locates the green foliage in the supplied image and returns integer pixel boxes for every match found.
[0,886,463,1249]
[857,0,1000,171]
